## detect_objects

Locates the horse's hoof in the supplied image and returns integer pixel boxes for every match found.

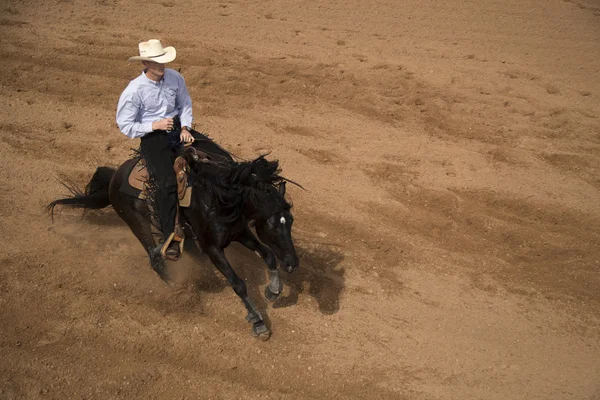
[252,322,271,341]
[149,253,169,282]
[264,286,280,303]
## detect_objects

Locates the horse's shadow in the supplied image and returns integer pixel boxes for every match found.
[212,240,346,316]
[273,243,345,315]
[174,238,345,317]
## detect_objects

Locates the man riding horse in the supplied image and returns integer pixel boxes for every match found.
[50,39,300,338]
[116,39,197,261]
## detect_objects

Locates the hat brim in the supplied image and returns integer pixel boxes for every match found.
[128,46,176,63]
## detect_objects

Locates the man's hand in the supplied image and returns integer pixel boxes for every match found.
[180,129,195,144]
[152,118,174,131]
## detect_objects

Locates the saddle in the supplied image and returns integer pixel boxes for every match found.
[127,153,197,208]
[124,145,230,205]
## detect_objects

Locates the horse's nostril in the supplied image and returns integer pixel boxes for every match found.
[284,254,297,265]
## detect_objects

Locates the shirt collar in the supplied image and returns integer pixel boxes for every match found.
[141,70,164,85]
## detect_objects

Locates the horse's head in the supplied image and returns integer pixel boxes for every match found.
[253,182,299,274]
[183,149,300,273]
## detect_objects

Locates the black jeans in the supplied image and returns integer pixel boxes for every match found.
[140,127,233,242]
[140,130,178,242]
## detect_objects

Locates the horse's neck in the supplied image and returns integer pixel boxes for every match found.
[191,177,274,222]
[242,187,273,221]
[242,194,262,221]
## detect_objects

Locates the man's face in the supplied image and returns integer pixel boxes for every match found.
[142,61,165,80]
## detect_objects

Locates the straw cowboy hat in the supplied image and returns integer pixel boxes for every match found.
[128,39,176,63]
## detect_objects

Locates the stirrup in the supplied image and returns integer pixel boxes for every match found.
[164,241,181,261]
[155,232,184,262]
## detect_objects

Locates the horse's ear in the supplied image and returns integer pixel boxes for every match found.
[279,181,286,196]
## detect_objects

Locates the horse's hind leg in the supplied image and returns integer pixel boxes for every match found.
[109,173,168,280]
[237,229,282,302]
[204,245,271,340]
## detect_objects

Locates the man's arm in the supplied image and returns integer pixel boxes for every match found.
[116,90,154,139]
[175,73,193,130]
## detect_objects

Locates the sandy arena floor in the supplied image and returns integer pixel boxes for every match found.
[1,0,599,399]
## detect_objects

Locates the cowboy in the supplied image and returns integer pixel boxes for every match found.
[116,39,194,261]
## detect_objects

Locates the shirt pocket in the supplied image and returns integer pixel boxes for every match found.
[164,88,177,112]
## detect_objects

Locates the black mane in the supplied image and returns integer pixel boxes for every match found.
[190,155,291,223]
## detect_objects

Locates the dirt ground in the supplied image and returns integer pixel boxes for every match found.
[1,0,599,399]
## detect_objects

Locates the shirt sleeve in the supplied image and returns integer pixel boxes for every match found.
[116,87,154,139]
[175,73,194,128]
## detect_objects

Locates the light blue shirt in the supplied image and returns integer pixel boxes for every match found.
[116,68,193,139]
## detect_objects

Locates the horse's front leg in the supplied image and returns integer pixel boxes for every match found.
[204,245,271,340]
[237,229,282,302]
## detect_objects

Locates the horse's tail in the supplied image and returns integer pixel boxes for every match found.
[47,166,116,222]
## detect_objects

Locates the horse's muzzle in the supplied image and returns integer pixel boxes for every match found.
[282,254,299,274]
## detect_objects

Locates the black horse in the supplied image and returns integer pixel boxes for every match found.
[48,143,299,340]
